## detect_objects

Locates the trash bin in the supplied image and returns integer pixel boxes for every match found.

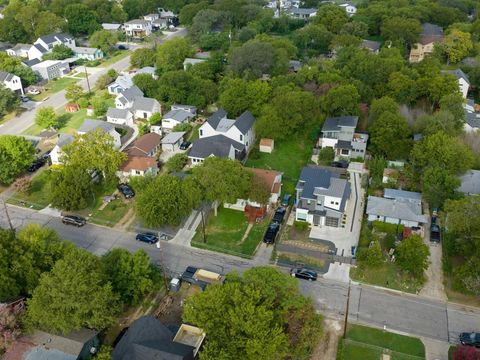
[170,278,181,292]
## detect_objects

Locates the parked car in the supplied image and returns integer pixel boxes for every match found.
[460,332,480,347]
[62,215,86,227]
[27,158,46,172]
[20,95,29,102]
[331,160,349,169]
[263,223,279,244]
[431,216,437,225]
[281,194,292,207]
[41,150,51,160]
[179,141,191,150]
[272,207,286,224]
[27,88,40,95]
[118,183,135,199]
[430,224,441,243]
[290,268,318,281]
[136,232,159,244]
[118,44,128,50]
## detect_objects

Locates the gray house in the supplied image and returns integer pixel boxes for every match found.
[188,135,245,165]
[162,108,195,131]
[295,167,351,228]
[317,116,368,160]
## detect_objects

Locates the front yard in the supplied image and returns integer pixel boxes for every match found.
[31,77,80,101]
[8,170,51,210]
[191,206,266,258]
[96,50,130,68]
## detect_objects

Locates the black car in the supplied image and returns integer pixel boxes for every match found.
[62,215,86,227]
[281,194,292,207]
[460,332,480,347]
[290,268,318,281]
[430,224,441,243]
[331,160,349,169]
[136,232,159,244]
[118,183,135,199]
[118,44,128,50]
[27,158,46,172]
[263,223,279,244]
[272,207,286,224]
[179,141,191,150]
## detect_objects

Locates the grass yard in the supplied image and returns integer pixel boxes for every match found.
[277,253,327,271]
[88,199,132,227]
[191,206,263,258]
[246,126,317,194]
[98,50,130,67]
[337,324,425,360]
[57,109,88,134]
[32,77,79,101]
[8,170,51,210]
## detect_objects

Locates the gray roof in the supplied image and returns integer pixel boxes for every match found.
[384,188,422,202]
[205,109,255,134]
[361,39,381,52]
[206,109,228,129]
[366,196,427,224]
[111,75,134,90]
[133,97,159,112]
[12,43,31,51]
[29,328,97,357]
[288,7,317,15]
[107,107,131,119]
[234,111,255,134]
[289,60,303,71]
[135,66,156,75]
[78,119,114,134]
[73,46,99,55]
[57,133,74,148]
[466,110,480,128]
[38,33,72,45]
[161,131,185,144]
[335,140,353,149]
[189,135,244,159]
[448,69,470,84]
[419,23,443,45]
[125,19,151,25]
[458,170,480,195]
[112,316,194,360]
[322,116,358,132]
[22,58,41,67]
[102,23,122,30]
[172,104,197,114]
[119,85,143,102]
[33,43,47,53]
[183,58,206,66]
[163,109,193,123]
[0,70,14,82]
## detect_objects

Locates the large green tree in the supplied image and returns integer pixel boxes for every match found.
[319,84,360,117]
[156,38,194,74]
[89,30,118,54]
[49,166,93,211]
[313,4,348,34]
[396,234,429,278]
[42,44,73,60]
[35,106,58,129]
[229,40,278,79]
[64,4,100,35]
[0,135,35,184]
[130,48,156,69]
[380,17,422,48]
[442,29,473,64]
[369,111,412,160]
[219,78,271,117]
[0,53,37,86]
[0,85,19,116]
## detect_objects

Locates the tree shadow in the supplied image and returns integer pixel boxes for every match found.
[56,113,72,129]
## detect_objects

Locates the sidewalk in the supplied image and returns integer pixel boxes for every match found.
[169,209,202,246]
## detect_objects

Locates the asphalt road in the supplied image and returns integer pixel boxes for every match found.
[2,204,479,345]
[0,28,187,136]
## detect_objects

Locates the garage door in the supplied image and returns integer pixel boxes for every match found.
[325,217,339,227]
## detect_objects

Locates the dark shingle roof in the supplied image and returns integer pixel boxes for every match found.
[234,111,255,134]
[361,39,381,52]
[38,33,72,45]
[33,43,47,53]
[419,23,443,45]
[206,109,227,129]
[189,135,244,159]
[322,116,358,132]
[297,167,334,199]
[448,69,470,84]
[0,70,14,82]
[120,86,144,102]
[22,58,41,67]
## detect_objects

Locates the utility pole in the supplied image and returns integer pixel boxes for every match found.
[1,200,14,233]
[84,66,91,94]
[200,202,206,243]
[156,239,169,291]
[343,280,351,339]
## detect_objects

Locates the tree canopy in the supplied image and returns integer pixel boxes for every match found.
[0,135,35,185]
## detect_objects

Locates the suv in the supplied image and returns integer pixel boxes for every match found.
[136,232,159,244]
[179,141,191,150]
[27,158,46,172]
[272,207,286,224]
[263,223,279,244]
[62,215,86,227]
[460,332,480,347]
[430,223,440,243]
[118,183,135,199]
[281,194,291,207]
[331,160,349,169]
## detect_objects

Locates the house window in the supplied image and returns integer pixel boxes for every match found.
[135,170,141,175]
[317,200,322,206]
[335,202,339,205]
[143,112,147,118]
[341,149,349,155]
[297,212,307,221]
[199,129,203,136]
[240,134,243,141]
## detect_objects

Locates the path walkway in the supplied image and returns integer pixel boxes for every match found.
[252,242,273,265]
[422,337,450,360]
[169,209,202,246]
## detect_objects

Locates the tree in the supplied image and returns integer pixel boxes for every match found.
[101,249,157,305]
[318,147,335,164]
[192,157,251,216]
[320,85,360,117]
[358,240,383,267]
[369,111,412,160]
[65,83,84,103]
[230,41,278,79]
[292,24,333,55]
[165,153,188,172]
[442,29,473,64]
[49,166,93,210]
[64,4,99,36]
[95,345,113,360]
[156,37,194,74]
[0,85,19,116]
[95,71,117,90]
[369,96,400,123]
[452,346,480,360]
[380,17,422,47]
[454,255,480,297]
[0,302,23,353]
[42,44,73,60]
[396,234,429,278]
[387,71,418,105]
[313,4,348,34]
[130,48,156,69]
[35,106,59,129]
[0,135,35,184]
[341,21,369,38]
[132,74,159,98]
[89,30,118,54]
[183,267,323,360]
[219,78,271,117]
[25,248,120,334]
[415,110,463,137]
[247,173,271,205]
[179,1,209,26]
[421,166,460,209]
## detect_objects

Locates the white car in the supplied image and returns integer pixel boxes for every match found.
[27,89,40,95]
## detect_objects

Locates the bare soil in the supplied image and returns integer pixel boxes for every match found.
[310,319,342,360]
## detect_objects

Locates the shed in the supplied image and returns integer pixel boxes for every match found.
[65,103,79,113]
[161,131,185,151]
[259,138,274,153]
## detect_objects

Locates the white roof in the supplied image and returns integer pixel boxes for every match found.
[102,23,122,30]
[366,196,427,224]
[161,132,186,144]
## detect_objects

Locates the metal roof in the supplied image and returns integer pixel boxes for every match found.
[107,107,131,119]
[133,97,159,112]
[383,188,422,202]
[163,109,193,123]
[161,131,185,144]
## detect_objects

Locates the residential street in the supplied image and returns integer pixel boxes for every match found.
[0,28,187,136]
[2,203,479,346]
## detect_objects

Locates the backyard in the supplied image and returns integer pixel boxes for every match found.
[191,206,266,258]
[337,324,425,360]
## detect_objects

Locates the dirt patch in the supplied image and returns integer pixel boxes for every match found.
[156,284,201,326]
[311,319,342,360]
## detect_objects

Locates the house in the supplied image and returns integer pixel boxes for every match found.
[6,43,31,57]
[124,19,152,39]
[317,116,368,160]
[339,2,357,16]
[31,60,70,80]
[366,189,427,227]
[107,108,134,126]
[117,155,158,179]
[112,316,204,360]
[26,329,99,360]
[188,135,245,164]
[288,60,302,72]
[134,66,157,79]
[382,168,399,184]
[102,23,122,31]
[172,104,197,116]
[29,33,76,60]
[126,132,161,157]
[50,133,74,165]
[464,101,480,133]
[458,169,480,195]
[360,40,381,54]
[143,13,159,22]
[27,44,48,61]
[447,69,470,98]
[0,71,23,95]
[183,58,206,70]
[162,108,195,131]
[409,23,443,63]
[132,97,161,120]
[115,86,144,109]
[73,47,104,61]
[295,166,351,228]
[21,58,41,68]
[152,18,169,30]
[161,131,185,151]
[65,103,79,113]
[287,8,317,20]
[0,41,11,52]
[108,74,134,95]
[78,119,121,149]
[259,138,274,153]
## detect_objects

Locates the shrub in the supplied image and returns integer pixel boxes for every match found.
[372,221,404,234]
[294,220,310,231]
[166,153,188,172]
[318,147,335,164]
[173,122,193,133]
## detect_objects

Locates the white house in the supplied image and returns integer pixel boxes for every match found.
[124,19,152,39]
[78,119,121,149]
[286,8,317,20]
[339,2,357,16]
[115,86,144,109]
[106,108,134,126]
[447,69,470,99]
[132,97,161,120]
[464,100,480,133]
[161,131,185,151]
[6,44,31,57]
[29,33,76,60]
[143,13,159,22]
[117,155,158,179]
[183,58,206,70]
[161,106,196,131]
[108,74,134,95]
[73,47,104,61]
[0,71,23,95]
[31,60,70,81]
[50,134,74,165]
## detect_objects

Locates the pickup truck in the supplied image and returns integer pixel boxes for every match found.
[181,266,225,290]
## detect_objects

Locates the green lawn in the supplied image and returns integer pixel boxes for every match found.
[88,200,132,227]
[8,170,51,210]
[191,206,263,258]
[32,77,80,101]
[98,50,130,68]
[246,126,317,194]
[57,109,88,134]
[337,324,425,360]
